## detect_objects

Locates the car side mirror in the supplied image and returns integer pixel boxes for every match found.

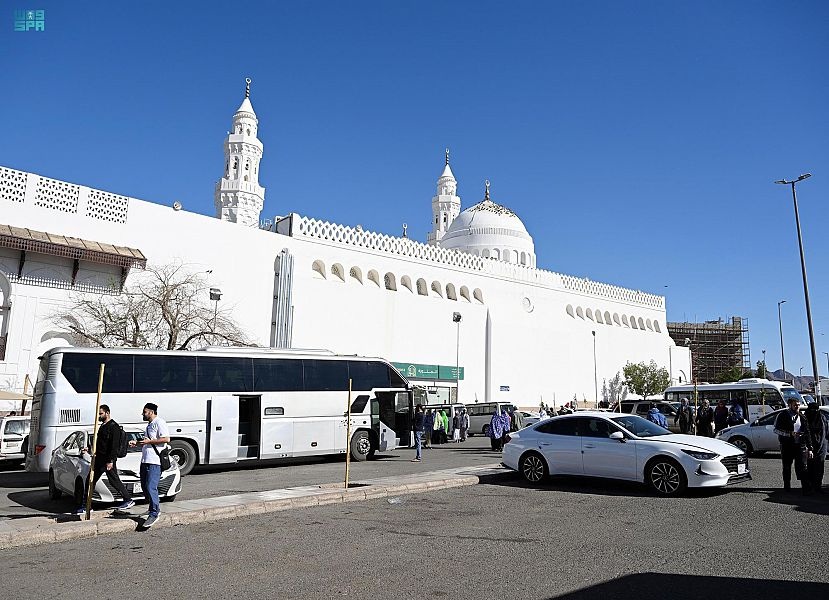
[609,431,626,442]
[751,419,758,426]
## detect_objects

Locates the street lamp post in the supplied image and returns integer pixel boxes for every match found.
[777,300,787,383]
[775,174,820,390]
[453,312,462,403]
[762,349,766,378]
[592,331,598,409]
[209,288,222,333]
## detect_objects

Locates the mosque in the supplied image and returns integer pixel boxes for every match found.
[0,80,690,408]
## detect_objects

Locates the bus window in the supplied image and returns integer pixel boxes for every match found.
[61,353,134,394]
[348,361,390,390]
[303,360,349,391]
[253,359,303,392]
[197,357,253,392]
[134,355,197,393]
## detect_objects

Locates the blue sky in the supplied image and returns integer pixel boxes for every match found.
[2,1,828,377]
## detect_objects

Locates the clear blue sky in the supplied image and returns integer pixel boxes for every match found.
[2,1,828,377]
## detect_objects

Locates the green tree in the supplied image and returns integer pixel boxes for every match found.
[716,365,746,383]
[755,360,768,379]
[623,361,671,401]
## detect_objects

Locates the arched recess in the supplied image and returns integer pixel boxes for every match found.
[613,313,621,326]
[446,283,458,300]
[384,272,397,291]
[520,251,527,265]
[621,315,630,327]
[492,249,500,260]
[349,266,363,284]
[331,263,345,281]
[312,260,326,279]
[586,308,594,321]
[604,311,612,325]
[473,288,484,304]
[630,316,638,329]
[511,250,519,264]
[638,317,646,330]
[401,275,413,292]
[482,249,491,258]
[566,304,575,318]
[460,286,471,302]
[430,281,443,298]
[576,306,585,319]
[416,278,428,296]
[645,319,653,331]
[653,321,662,333]
[595,310,604,324]
[367,270,381,287]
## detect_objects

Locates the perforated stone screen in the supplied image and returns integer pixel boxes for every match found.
[0,167,28,203]
[86,189,129,223]
[34,177,79,213]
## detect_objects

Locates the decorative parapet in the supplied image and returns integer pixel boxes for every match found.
[285,213,665,310]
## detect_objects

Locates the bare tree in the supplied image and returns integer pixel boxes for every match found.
[602,371,628,407]
[56,262,254,350]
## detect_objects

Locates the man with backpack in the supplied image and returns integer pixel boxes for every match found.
[74,404,134,514]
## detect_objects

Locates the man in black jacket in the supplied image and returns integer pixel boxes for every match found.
[74,404,134,514]
[773,398,806,493]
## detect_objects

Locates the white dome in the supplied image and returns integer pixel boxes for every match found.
[440,185,535,267]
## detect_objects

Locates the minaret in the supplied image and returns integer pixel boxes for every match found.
[427,148,461,245]
[214,77,266,226]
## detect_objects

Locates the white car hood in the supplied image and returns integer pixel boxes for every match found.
[642,434,742,456]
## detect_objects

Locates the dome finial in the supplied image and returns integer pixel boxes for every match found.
[445,148,450,166]
[245,77,251,99]
[484,180,491,201]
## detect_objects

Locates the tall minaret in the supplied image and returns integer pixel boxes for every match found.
[214,77,266,226]
[427,148,461,245]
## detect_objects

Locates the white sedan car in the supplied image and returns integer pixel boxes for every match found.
[49,429,182,506]
[716,406,829,455]
[502,412,750,496]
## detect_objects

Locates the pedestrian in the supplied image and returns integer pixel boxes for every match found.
[128,402,170,528]
[438,409,449,444]
[800,401,827,494]
[675,398,694,434]
[489,411,505,451]
[500,409,511,448]
[773,398,807,493]
[695,400,714,437]
[646,406,668,428]
[423,409,434,448]
[713,399,729,433]
[411,404,425,462]
[73,404,134,514]
[432,408,442,444]
[452,410,461,443]
[538,407,548,420]
[460,409,469,441]
[727,401,745,427]
[9,411,16,416]
[510,408,523,432]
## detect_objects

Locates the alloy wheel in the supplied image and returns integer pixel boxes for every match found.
[650,461,681,495]
[522,455,545,483]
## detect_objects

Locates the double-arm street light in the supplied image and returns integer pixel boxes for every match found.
[775,174,820,391]
[777,300,787,383]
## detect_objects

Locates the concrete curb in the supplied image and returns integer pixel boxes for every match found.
[0,464,509,550]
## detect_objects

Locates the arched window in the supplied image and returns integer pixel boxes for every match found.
[512,250,519,264]
[384,273,397,291]
[520,252,527,265]
[492,249,500,260]
[430,281,443,298]
[473,288,484,304]
[460,286,471,302]
[446,283,457,300]
[401,275,413,292]
[482,249,490,258]
[349,266,363,284]
[416,278,428,296]
[246,128,251,136]
[368,270,381,287]
[312,260,326,279]
[331,263,345,281]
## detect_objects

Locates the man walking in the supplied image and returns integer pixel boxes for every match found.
[695,399,714,437]
[675,398,694,435]
[411,404,425,462]
[774,397,806,493]
[128,402,169,528]
[801,401,827,494]
[459,409,469,441]
[74,404,134,514]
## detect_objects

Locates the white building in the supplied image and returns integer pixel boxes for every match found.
[0,81,690,409]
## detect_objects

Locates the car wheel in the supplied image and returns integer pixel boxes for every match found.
[728,436,753,455]
[73,477,85,507]
[349,430,371,462]
[646,457,687,496]
[482,424,491,437]
[169,439,198,476]
[519,452,549,484]
[48,469,62,500]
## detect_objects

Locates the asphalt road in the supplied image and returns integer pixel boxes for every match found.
[0,436,497,518]
[2,454,827,599]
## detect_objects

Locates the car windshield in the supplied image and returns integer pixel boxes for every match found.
[610,415,671,437]
[3,419,30,436]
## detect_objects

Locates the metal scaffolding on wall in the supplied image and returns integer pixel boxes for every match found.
[667,317,750,383]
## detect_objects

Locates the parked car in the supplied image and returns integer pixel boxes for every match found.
[465,402,518,436]
[48,429,181,506]
[0,415,30,466]
[502,412,750,496]
[617,400,682,433]
[716,406,829,455]
[518,411,541,426]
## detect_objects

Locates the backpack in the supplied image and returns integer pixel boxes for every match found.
[115,424,129,458]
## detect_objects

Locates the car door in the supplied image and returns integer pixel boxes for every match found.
[751,411,781,451]
[579,418,638,480]
[534,418,582,475]
[54,432,79,491]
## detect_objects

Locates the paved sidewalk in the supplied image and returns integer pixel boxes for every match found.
[0,463,509,550]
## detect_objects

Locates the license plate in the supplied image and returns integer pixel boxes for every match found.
[737,464,746,474]
[132,483,143,493]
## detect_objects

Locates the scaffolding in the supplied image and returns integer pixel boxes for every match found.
[667,317,750,383]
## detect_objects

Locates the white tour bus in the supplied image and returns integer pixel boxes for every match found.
[663,378,803,422]
[26,347,413,475]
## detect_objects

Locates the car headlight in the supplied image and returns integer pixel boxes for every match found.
[681,449,719,460]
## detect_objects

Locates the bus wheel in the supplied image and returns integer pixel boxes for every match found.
[48,470,62,500]
[169,440,198,476]
[350,431,371,462]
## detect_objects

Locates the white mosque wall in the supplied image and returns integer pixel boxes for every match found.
[0,166,690,406]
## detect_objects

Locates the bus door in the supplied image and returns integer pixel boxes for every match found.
[372,391,409,451]
[207,396,240,464]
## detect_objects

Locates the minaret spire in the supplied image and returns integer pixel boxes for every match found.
[245,77,251,98]
[445,147,450,166]
[427,149,461,246]
[484,180,491,201]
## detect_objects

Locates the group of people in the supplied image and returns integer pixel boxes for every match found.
[487,407,523,451]
[774,398,827,495]
[688,398,746,437]
[411,405,470,462]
